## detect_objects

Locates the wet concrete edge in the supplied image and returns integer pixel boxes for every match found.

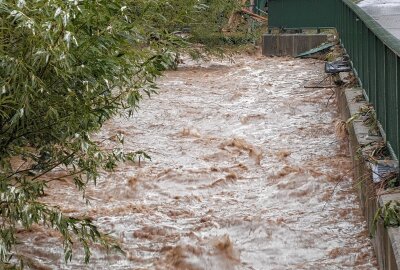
[335,78,400,270]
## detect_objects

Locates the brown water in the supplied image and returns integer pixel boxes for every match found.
[18,53,377,269]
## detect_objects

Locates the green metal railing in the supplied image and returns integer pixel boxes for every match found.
[255,0,268,15]
[335,0,400,159]
[269,0,400,160]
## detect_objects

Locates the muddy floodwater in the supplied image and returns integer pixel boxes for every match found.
[19,53,377,269]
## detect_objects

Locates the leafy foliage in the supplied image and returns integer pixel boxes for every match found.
[0,0,255,266]
[372,200,400,233]
[346,104,379,135]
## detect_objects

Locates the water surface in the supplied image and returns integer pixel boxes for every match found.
[19,54,377,270]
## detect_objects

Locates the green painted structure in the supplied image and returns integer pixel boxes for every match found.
[269,0,336,28]
[256,0,268,14]
[268,0,400,161]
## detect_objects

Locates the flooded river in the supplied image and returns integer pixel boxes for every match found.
[19,53,377,269]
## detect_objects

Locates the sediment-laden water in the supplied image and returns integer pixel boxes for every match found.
[18,53,377,270]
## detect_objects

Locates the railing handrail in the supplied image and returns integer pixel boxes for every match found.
[341,0,400,57]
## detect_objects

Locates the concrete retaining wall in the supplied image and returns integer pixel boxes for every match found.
[335,85,400,270]
[262,34,328,56]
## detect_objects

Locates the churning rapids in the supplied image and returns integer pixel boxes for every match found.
[19,53,377,269]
